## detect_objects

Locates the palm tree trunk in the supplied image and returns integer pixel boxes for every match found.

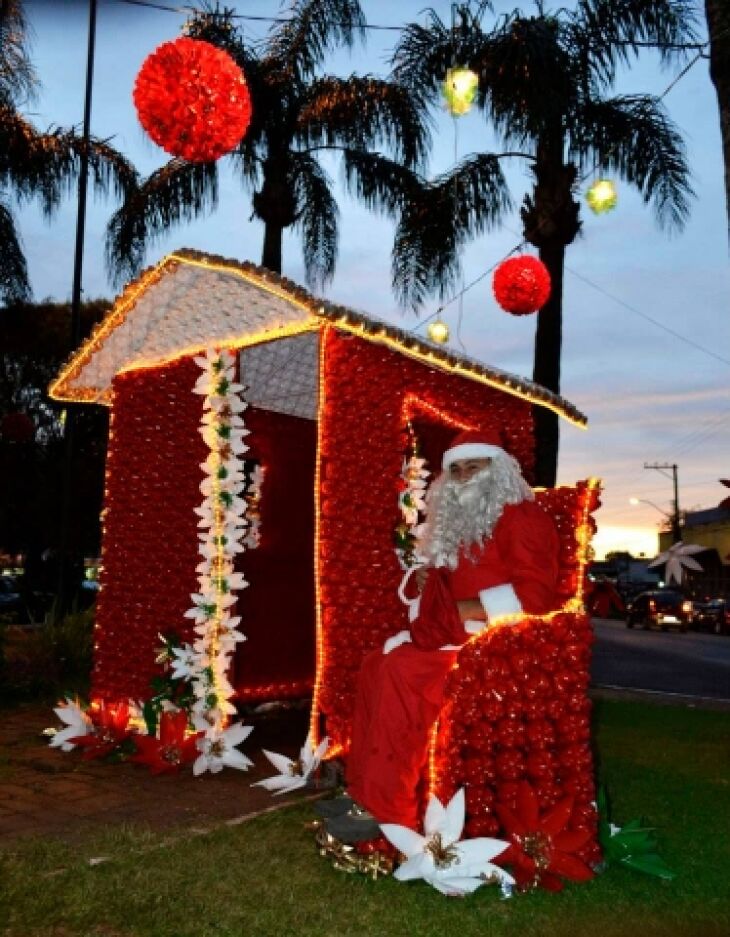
[705,0,730,242]
[261,221,283,273]
[532,240,565,488]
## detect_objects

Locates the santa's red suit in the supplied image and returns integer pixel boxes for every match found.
[346,454,559,829]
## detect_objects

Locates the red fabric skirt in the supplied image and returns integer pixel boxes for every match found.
[346,643,458,828]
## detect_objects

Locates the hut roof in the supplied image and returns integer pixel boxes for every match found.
[50,249,587,427]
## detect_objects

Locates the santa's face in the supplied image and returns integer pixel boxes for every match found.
[448,457,493,484]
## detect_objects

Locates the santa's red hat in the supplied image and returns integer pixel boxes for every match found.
[442,429,505,470]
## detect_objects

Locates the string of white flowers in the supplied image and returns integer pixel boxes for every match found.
[175,348,253,773]
[395,453,430,569]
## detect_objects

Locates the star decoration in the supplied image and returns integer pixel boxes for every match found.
[252,733,330,795]
[648,541,705,585]
[380,789,514,897]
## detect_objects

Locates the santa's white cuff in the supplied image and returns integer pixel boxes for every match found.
[479,584,522,621]
[383,630,412,655]
[463,619,485,636]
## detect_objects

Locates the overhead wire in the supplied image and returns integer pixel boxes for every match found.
[109,0,711,46]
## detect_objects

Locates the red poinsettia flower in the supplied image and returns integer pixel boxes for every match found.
[494,780,595,892]
[70,701,133,760]
[131,709,202,774]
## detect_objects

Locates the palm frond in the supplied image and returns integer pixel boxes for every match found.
[0,107,136,215]
[571,94,694,231]
[105,160,219,285]
[475,15,576,148]
[64,133,138,203]
[391,9,454,99]
[290,152,338,287]
[184,4,261,75]
[571,0,700,84]
[391,4,495,103]
[297,75,431,168]
[392,152,511,310]
[266,0,365,82]
[0,197,30,303]
[341,149,420,217]
[0,0,37,107]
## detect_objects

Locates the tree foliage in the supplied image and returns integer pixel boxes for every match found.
[0,299,110,556]
[385,1,697,485]
[0,0,135,303]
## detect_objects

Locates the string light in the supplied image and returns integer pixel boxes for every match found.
[401,394,477,432]
[309,325,330,752]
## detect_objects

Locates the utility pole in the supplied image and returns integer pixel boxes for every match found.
[56,0,98,616]
[644,462,682,543]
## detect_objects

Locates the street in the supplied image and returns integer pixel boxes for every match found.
[591,617,730,701]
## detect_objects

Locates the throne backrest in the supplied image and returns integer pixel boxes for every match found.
[534,481,600,610]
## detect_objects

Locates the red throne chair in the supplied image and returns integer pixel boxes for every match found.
[428,480,603,870]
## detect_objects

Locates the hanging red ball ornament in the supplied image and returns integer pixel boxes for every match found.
[133,36,252,163]
[492,255,552,315]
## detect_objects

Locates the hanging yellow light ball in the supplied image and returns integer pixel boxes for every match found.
[586,178,618,215]
[427,320,450,344]
[442,67,479,117]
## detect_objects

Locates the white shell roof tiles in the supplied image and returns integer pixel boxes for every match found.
[58,259,314,401]
[240,332,319,421]
[50,249,587,427]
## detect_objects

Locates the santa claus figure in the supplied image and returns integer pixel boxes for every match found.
[319,430,560,842]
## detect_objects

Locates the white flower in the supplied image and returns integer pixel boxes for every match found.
[193,721,254,775]
[49,698,91,751]
[170,644,203,681]
[380,789,514,897]
[253,734,330,795]
[648,541,705,585]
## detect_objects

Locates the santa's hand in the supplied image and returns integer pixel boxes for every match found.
[383,630,412,654]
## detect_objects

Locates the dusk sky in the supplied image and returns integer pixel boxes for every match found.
[16,0,730,559]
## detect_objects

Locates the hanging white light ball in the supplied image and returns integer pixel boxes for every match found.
[427,320,450,344]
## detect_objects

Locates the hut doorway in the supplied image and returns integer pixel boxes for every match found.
[232,334,319,702]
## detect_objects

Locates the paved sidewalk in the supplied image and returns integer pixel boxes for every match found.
[0,702,316,846]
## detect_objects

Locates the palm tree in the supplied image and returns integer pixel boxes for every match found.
[386,0,697,486]
[106,0,429,289]
[705,0,730,240]
[0,0,134,304]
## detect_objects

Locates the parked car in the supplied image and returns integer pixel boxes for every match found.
[625,590,692,632]
[0,575,29,623]
[691,599,730,636]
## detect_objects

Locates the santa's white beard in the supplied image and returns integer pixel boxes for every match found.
[417,455,534,569]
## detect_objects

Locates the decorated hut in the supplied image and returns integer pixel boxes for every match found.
[51,249,601,872]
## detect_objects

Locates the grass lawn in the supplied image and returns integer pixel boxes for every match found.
[1,699,729,937]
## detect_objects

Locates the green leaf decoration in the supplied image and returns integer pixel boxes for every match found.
[597,785,674,880]
[142,699,158,737]
[622,853,675,881]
